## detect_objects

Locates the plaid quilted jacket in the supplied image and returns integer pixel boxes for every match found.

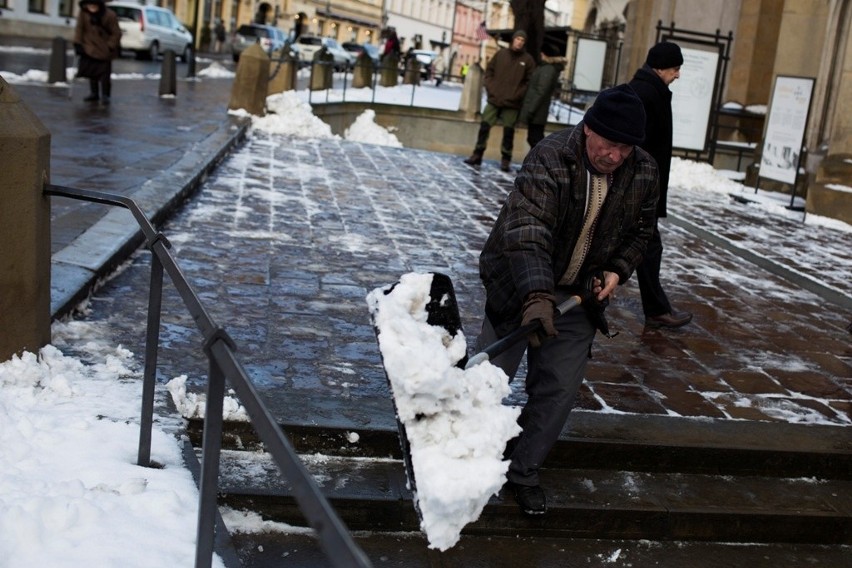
[479,122,659,330]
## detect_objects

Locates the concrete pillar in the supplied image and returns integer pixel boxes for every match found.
[159,50,177,96]
[458,62,483,118]
[0,77,52,360]
[379,54,399,87]
[228,43,270,116]
[403,59,421,85]
[309,49,333,91]
[351,53,374,89]
[267,50,298,95]
[48,36,67,84]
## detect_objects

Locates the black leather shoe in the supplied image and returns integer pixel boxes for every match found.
[507,482,547,515]
[84,94,99,102]
[646,311,693,329]
[500,158,511,172]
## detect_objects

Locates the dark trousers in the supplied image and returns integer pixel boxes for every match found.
[474,103,519,160]
[636,219,672,317]
[477,290,595,486]
[526,124,545,148]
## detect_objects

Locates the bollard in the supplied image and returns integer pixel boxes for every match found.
[458,62,483,118]
[403,59,421,86]
[228,43,269,115]
[48,36,67,84]
[0,77,52,361]
[159,50,177,96]
[186,48,196,79]
[309,48,333,91]
[379,53,399,87]
[351,52,374,89]
[267,49,298,95]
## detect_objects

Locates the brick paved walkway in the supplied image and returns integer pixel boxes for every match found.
[75,130,852,427]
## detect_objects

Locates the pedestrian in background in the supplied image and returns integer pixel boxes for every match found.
[629,41,693,329]
[460,62,469,82]
[477,84,657,516]
[433,50,446,86]
[73,0,121,104]
[518,43,566,148]
[382,28,401,60]
[214,19,226,54]
[463,30,535,172]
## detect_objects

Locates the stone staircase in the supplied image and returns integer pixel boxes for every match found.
[185,411,851,567]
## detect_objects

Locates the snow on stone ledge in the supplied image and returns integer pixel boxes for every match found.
[366,272,521,551]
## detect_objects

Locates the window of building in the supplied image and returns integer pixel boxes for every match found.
[28,0,45,14]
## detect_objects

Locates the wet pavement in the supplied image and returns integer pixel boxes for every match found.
[3,36,851,434]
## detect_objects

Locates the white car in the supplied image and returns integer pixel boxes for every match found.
[296,35,353,71]
[109,2,194,61]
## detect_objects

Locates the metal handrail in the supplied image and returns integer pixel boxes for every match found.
[44,184,373,568]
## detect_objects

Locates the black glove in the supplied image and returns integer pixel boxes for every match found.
[581,272,617,338]
[74,43,84,56]
[521,292,557,348]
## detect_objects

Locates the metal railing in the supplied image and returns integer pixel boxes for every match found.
[44,184,373,568]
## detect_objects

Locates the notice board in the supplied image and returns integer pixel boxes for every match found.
[572,37,607,92]
[759,75,815,185]
[670,46,720,151]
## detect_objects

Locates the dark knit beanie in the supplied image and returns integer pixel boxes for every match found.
[646,41,683,69]
[512,30,527,41]
[583,84,646,146]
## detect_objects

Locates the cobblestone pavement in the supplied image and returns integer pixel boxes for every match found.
[73,130,852,428]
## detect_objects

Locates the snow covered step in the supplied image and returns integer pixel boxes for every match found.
[212,450,852,544]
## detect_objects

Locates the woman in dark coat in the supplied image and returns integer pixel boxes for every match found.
[73,0,121,103]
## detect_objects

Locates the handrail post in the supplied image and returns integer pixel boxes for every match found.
[195,344,228,568]
[137,252,165,466]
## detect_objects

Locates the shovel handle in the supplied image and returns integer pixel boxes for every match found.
[465,294,583,369]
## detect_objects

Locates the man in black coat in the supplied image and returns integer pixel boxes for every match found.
[629,42,693,328]
[478,85,658,515]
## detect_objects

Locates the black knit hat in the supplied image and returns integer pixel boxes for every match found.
[583,84,646,146]
[646,41,683,69]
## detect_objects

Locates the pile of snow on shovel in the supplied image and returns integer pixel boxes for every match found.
[367,272,521,551]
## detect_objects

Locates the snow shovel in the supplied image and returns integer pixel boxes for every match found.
[368,272,465,512]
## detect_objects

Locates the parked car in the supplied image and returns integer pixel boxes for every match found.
[342,41,380,67]
[231,23,291,62]
[410,49,438,79]
[297,35,353,71]
[109,2,194,62]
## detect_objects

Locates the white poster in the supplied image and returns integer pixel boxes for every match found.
[572,38,606,92]
[760,76,815,185]
[670,47,719,151]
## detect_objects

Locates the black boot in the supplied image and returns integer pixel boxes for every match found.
[463,150,483,166]
[85,80,99,102]
[500,157,511,172]
[101,81,111,105]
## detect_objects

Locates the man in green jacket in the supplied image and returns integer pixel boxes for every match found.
[477,84,658,515]
[464,30,536,172]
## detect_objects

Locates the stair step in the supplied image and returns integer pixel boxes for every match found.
[189,410,852,479]
[227,531,852,568]
[213,450,852,544]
